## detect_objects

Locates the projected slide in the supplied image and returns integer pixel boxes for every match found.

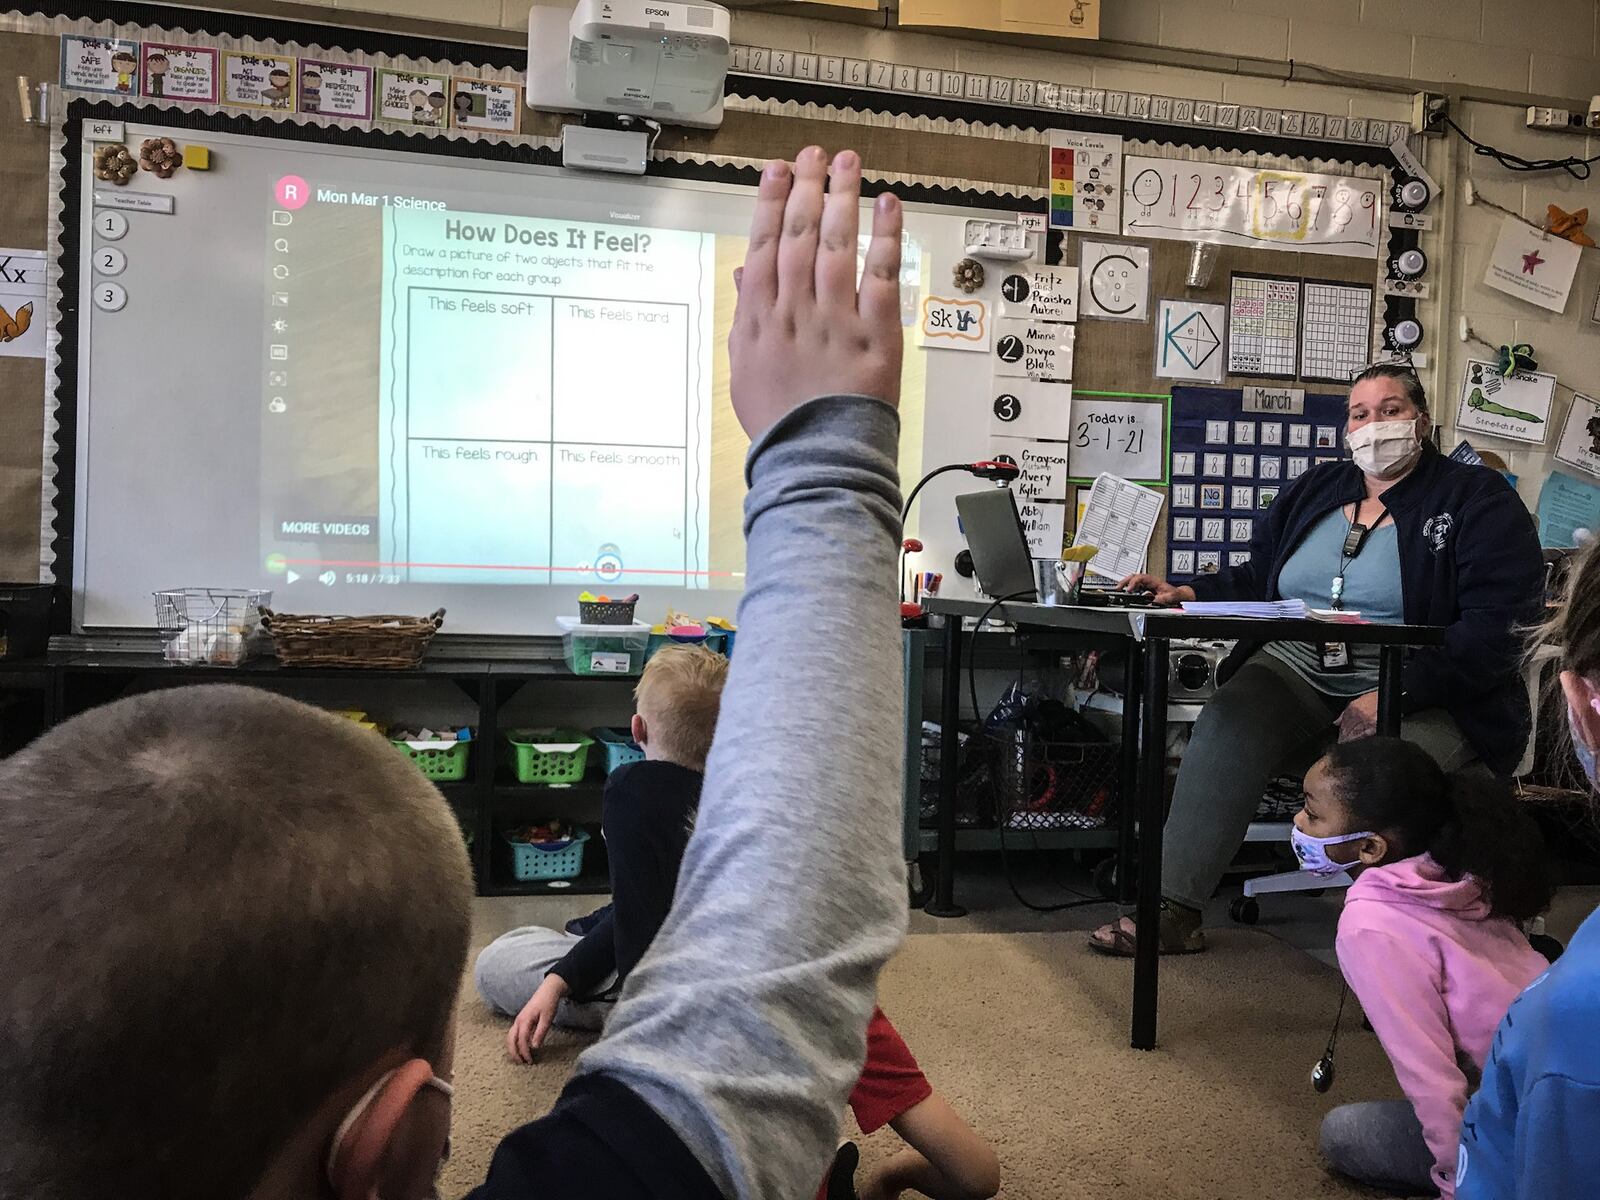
[377,209,715,587]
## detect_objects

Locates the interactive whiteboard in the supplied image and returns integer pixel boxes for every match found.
[67,118,1016,634]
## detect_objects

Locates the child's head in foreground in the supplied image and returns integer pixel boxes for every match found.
[1296,735,1553,922]
[0,685,473,1200]
[631,644,729,771]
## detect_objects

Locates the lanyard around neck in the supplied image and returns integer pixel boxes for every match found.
[1331,503,1387,611]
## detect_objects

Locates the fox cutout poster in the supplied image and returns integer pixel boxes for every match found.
[0,249,45,359]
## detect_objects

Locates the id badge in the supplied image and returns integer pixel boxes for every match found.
[1319,642,1351,672]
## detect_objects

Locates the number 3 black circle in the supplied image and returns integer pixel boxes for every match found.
[996,335,1024,362]
[994,393,1020,421]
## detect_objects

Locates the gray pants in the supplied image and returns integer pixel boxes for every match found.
[473,925,617,1032]
[1321,1100,1437,1195]
[1161,652,1478,911]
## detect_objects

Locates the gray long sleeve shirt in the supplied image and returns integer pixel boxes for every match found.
[469,394,908,1200]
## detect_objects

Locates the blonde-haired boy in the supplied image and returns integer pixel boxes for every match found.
[476,644,729,1052]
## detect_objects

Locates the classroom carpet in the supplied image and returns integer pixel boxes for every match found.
[440,924,1405,1200]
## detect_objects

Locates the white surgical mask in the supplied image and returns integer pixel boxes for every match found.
[1289,826,1374,876]
[1347,417,1422,479]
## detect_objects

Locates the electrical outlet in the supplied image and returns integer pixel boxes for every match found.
[1411,92,1447,134]
[1526,105,1582,130]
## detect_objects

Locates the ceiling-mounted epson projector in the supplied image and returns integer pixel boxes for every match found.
[527,0,732,131]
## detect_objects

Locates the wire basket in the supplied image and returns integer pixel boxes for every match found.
[917,721,1000,829]
[154,588,272,665]
[260,609,445,668]
[994,727,1119,831]
[578,598,638,624]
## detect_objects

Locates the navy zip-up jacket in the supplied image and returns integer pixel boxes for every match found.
[1187,442,1543,774]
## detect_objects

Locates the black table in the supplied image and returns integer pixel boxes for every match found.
[922,598,1445,1050]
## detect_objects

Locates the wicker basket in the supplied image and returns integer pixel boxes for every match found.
[260,608,445,669]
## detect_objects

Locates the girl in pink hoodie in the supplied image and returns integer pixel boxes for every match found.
[1294,736,1554,1199]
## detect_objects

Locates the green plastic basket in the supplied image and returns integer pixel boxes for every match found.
[504,728,593,784]
[391,737,470,781]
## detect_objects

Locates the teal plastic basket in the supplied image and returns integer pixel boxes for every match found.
[592,727,645,774]
[506,829,590,882]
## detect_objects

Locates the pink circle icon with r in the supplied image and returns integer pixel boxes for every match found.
[275,175,310,210]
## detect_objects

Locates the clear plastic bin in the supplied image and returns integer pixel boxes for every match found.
[555,616,650,677]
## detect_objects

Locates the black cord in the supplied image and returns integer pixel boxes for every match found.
[961,593,1110,913]
[1437,113,1600,180]
[1323,982,1348,1060]
[902,464,969,522]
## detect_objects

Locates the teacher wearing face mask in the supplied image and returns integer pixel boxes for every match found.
[1091,363,1545,957]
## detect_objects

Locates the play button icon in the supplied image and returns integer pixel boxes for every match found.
[286,569,300,584]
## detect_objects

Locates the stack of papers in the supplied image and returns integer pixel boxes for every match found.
[1178,599,1310,619]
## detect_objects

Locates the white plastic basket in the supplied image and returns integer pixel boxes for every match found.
[154,588,272,665]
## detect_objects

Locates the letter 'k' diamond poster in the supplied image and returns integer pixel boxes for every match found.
[1154,299,1224,383]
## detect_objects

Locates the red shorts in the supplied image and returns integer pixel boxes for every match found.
[847,1006,933,1134]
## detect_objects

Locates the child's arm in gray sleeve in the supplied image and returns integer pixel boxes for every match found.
[574,392,906,1199]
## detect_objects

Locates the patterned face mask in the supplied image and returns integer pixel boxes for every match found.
[1290,826,1374,876]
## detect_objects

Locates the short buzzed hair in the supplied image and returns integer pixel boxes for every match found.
[0,686,472,1200]
[634,645,729,769]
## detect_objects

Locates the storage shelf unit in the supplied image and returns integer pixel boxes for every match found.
[0,650,638,897]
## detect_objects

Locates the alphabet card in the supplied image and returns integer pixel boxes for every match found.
[1079,240,1150,321]
[377,69,451,126]
[920,295,990,351]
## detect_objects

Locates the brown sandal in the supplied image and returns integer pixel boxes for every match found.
[1088,904,1206,957]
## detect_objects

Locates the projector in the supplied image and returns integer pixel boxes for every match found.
[527,0,732,131]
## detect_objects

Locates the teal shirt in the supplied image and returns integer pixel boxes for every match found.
[1263,507,1403,697]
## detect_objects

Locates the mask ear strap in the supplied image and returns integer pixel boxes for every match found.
[327,1060,437,1199]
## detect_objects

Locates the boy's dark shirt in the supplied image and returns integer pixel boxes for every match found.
[547,759,702,999]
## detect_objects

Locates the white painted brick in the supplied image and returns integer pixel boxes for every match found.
[1219,76,1355,118]
[333,0,500,25]
[1236,0,1359,20]
[1531,51,1600,103]
[1482,0,1595,56]
[1102,0,1162,45]
[1361,0,1483,38]
[1288,17,1413,79]
[1091,61,1227,100]
[1159,0,1289,61]
[1412,35,1532,93]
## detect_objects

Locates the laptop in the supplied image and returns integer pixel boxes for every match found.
[954,488,1038,602]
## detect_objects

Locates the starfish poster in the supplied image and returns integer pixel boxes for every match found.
[1483,215,1580,313]
[1154,299,1224,383]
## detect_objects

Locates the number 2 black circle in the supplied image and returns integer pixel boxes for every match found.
[996,335,1024,362]
[994,394,1021,421]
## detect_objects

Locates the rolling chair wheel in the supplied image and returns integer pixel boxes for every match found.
[1229,896,1260,925]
